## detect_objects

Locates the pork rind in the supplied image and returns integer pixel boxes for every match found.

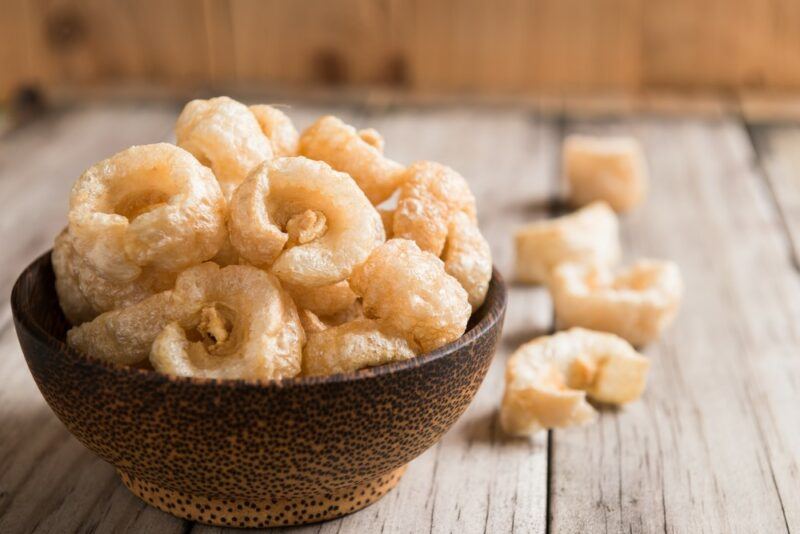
[392,161,478,256]
[299,115,404,205]
[302,318,417,376]
[53,229,176,325]
[150,264,304,380]
[284,280,358,319]
[67,143,227,282]
[350,239,471,353]
[550,260,683,346]
[514,201,620,284]
[68,263,304,380]
[249,105,299,157]
[67,289,185,366]
[500,328,649,436]
[563,135,648,212]
[228,157,385,287]
[176,96,272,198]
[443,211,492,311]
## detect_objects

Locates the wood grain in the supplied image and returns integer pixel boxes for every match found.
[5,1,800,100]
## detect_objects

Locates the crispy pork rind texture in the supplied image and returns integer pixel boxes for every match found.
[443,211,492,311]
[53,229,177,325]
[176,96,273,198]
[67,263,303,379]
[514,201,620,284]
[249,104,299,157]
[500,328,649,436]
[284,280,358,319]
[228,157,385,286]
[550,260,683,346]
[350,239,471,353]
[299,115,405,205]
[563,135,648,213]
[392,161,478,256]
[302,318,417,376]
[150,263,304,380]
[67,143,227,282]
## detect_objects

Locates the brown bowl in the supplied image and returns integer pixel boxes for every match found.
[11,251,506,528]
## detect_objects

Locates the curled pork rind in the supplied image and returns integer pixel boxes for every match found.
[250,105,299,157]
[392,161,477,256]
[514,201,620,284]
[68,263,304,380]
[299,115,404,205]
[302,318,417,376]
[229,157,385,286]
[176,96,272,198]
[443,211,492,311]
[67,143,226,282]
[150,263,304,380]
[550,260,683,346]
[350,239,471,353]
[67,289,185,366]
[563,135,647,213]
[500,328,649,436]
[53,230,176,325]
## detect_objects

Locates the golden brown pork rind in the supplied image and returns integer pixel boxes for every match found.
[350,239,470,353]
[302,318,417,376]
[549,260,683,346]
[176,96,272,198]
[563,135,648,212]
[67,143,227,282]
[299,115,405,205]
[514,201,620,284]
[501,328,649,436]
[228,157,385,287]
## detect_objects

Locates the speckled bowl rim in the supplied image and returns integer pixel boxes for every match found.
[12,250,507,390]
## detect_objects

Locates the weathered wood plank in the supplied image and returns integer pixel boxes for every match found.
[548,116,800,533]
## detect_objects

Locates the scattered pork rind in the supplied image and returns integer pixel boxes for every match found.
[150,264,304,380]
[229,157,384,287]
[392,161,477,256]
[302,318,417,376]
[176,96,272,198]
[53,230,176,325]
[500,328,649,436]
[550,260,683,346]
[67,143,227,282]
[249,104,299,157]
[514,201,620,284]
[443,211,492,311]
[563,135,648,212]
[350,239,471,353]
[299,115,405,205]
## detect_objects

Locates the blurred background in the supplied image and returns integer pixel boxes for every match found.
[3,0,800,119]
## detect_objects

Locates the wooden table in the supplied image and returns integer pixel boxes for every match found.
[1,97,798,534]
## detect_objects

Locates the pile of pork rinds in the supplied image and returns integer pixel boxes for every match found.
[56,96,492,380]
[503,135,683,436]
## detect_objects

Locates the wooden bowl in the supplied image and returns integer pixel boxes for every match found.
[11,251,507,528]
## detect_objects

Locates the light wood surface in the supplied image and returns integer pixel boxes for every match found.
[1,98,799,533]
[4,0,800,101]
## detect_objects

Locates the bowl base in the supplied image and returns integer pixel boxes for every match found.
[119,466,406,527]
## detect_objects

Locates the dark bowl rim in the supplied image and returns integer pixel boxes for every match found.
[12,250,507,390]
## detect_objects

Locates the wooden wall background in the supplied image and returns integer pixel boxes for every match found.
[3,0,800,103]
